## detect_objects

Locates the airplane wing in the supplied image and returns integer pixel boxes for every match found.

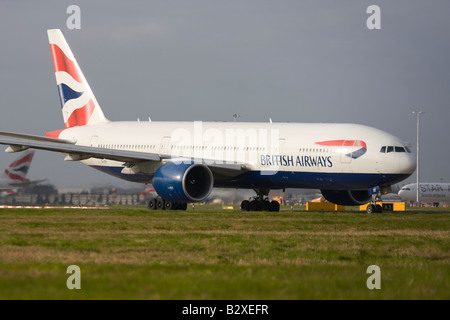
[0,131,249,177]
[0,131,161,163]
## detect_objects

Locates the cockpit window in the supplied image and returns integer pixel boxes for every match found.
[380,145,411,153]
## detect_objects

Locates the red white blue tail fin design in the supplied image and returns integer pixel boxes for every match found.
[0,150,35,183]
[48,29,108,128]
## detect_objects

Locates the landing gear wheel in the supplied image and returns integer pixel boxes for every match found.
[177,202,187,211]
[148,198,157,210]
[366,204,375,214]
[156,198,165,210]
[270,200,280,212]
[366,204,383,214]
[241,200,250,211]
[249,200,257,211]
[165,201,173,210]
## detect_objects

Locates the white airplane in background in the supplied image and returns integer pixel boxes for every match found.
[398,183,450,206]
[0,150,44,195]
[0,29,416,212]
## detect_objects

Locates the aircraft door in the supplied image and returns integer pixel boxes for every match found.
[340,140,353,164]
[276,138,285,155]
[90,135,99,148]
[273,138,286,175]
[159,136,171,157]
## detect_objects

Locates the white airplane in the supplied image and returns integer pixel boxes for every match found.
[398,183,450,206]
[0,150,43,195]
[0,29,416,211]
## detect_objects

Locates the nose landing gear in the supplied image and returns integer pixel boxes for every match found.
[365,191,383,213]
[365,203,383,213]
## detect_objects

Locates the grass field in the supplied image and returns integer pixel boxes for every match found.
[0,205,448,299]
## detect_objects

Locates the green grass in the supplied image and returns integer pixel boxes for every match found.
[0,205,448,299]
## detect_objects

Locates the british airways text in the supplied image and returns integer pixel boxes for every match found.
[260,155,333,168]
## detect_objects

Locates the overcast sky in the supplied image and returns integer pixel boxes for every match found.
[0,1,449,189]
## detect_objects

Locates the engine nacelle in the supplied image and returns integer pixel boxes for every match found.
[320,189,371,206]
[153,162,214,202]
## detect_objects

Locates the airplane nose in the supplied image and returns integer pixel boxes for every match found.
[398,152,416,175]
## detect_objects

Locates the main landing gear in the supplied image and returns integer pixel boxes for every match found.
[240,188,280,212]
[147,197,187,211]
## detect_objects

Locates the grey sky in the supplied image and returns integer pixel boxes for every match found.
[0,1,449,189]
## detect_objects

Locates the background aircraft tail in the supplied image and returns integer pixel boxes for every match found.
[0,150,35,183]
[48,29,108,128]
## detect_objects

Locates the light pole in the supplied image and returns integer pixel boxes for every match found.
[413,111,424,207]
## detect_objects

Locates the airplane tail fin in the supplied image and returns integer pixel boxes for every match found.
[47,29,109,128]
[0,150,35,183]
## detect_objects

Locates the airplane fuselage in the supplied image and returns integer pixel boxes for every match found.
[399,183,450,204]
[53,121,416,191]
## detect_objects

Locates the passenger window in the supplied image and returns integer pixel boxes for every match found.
[387,146,394,153]
[380,146,386,153]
